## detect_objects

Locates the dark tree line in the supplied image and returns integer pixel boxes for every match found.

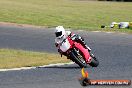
[99,0,132,1]
[106,0,132,1]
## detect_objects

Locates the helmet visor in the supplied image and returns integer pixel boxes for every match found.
[55,31,62,37]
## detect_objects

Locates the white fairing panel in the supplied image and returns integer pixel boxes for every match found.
[60,39,71,52]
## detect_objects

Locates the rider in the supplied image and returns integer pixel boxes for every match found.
[54,26,91,57]
[110,22,130,29]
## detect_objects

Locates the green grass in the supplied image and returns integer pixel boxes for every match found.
[0,49,70,69]
[0,0,132,31]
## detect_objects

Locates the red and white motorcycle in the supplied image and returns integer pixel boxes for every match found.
[57,36,99,68]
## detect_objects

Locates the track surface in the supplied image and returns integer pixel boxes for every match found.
[0,25,132,88]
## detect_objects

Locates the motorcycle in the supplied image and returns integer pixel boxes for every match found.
[57,36,99,68]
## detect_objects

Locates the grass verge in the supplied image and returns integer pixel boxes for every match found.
[0,49,70,69]
[0,0,132,32]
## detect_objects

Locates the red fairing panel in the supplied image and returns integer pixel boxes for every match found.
[74,42,91,63]
[67,37,74,48]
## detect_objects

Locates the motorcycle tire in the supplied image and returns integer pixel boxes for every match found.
[89,53,99,67]
[69,49,87,68]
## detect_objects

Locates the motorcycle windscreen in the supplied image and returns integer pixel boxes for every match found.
[60,39,71,52]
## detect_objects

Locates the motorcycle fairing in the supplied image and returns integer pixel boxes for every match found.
[74,42,91,63]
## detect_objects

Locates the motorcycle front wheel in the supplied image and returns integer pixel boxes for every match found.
[69,48,87,68]
[89,53,99,67]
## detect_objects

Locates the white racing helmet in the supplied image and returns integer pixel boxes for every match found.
[110,22,117,28]
[110,22,119,28]
[55,26,66,38]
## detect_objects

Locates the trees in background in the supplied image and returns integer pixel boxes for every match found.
[99,0,131,1]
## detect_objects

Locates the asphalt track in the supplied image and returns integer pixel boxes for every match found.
[0,25,132,88]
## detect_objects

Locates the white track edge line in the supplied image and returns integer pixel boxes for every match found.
[0,62,74,72]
